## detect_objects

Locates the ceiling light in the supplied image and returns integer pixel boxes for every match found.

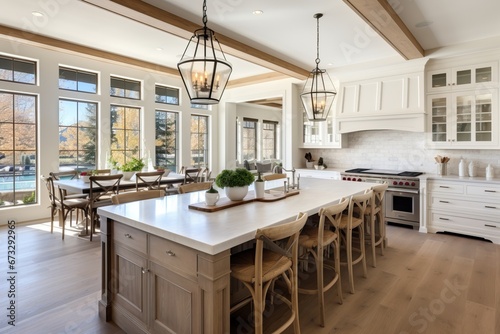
[300,13,336,122]
[31,11,44,17]
[253,10,264,15]
[177,0,232,105]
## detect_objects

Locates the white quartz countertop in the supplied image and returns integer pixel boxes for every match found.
[423,173,500,184]
[97,178,375,255]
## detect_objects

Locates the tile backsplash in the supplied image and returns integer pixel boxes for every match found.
[304,130,500,177]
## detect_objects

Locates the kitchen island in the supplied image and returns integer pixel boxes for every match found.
[97,178,375,333]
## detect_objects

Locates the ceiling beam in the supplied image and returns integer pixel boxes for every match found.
[342,0,424,60]
[82,0,309,80]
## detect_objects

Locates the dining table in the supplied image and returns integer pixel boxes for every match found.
[53,172,186,194]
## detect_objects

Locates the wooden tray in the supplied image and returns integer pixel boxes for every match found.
[188,189,299,212]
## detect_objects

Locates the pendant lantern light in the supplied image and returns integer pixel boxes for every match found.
[300,13,336,121]
[177,0,232,104]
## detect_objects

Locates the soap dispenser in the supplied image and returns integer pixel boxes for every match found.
[468,161,476,177]
[458,159,466,177]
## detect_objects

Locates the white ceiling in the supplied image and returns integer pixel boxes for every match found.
[1,0,500,81]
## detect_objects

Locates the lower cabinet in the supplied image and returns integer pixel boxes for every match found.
[111,222,201,334]
[427,179,500,244]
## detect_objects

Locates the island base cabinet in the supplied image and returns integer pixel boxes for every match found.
[149,261,201,334]
[104,220,231,334]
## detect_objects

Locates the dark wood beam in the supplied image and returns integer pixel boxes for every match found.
[342,0,424,59]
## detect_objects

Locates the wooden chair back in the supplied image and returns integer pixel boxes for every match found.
[89,174,123,203]
[345,190,373,230]
[41,175,59,209]
[111,190,164,204]
[183,167,201,184]
[371,183,388,208]
[178,181,212,194]
[319,198,349,233]
[135,171,165,191]
[200,167,212,182]
[262,173,286,181]
[49,170,79,180]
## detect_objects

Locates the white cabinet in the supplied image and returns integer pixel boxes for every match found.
[427,90,498,148]
[427,62,497,93]
[427,179,500,244]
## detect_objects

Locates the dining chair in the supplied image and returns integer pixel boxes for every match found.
[230,212,308,334]
[178,181,212,194]
[298,198,348,327]
[49,170,87,197]
[41,175,89,240]
[134,171,165,191]
[183,167,201,184]
[111,189,164,204]
[88,174,123,241]
[364,183,389,267]
[57,185,90,240]
[200,167,212,182]
[337,190,372,294]
[262,173,286,181]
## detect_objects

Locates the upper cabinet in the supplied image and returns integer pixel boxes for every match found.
[426,58,499,149]
[301,110,344,148]
[427,62,497,93]
[335,60,427,133]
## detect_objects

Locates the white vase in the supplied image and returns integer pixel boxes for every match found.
[122,171,135,180]
[81,175,90,183]
[205,192,220,206]
[225,186,249,201]
[254,181,265,199]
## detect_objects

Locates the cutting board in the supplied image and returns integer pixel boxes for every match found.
[188,189,299,212]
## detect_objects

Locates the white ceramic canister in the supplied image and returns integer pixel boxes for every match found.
[458,159,466,177]
[486,164,494,179]
[468,161,476,177]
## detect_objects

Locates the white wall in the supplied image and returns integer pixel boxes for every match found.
[0,37,217,224]
[303,130,500,177]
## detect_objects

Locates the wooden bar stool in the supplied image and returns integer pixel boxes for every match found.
[338,190,372,294]
[364,183,388,267]
[230,212,308,334]
[298,198,348,327]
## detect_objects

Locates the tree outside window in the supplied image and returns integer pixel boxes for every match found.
[58,99,97,171]
[110,105,141,166]
[155,110,178,171]
[0,92,37,207]
[190,115,208,167]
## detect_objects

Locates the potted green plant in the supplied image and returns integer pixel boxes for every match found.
[119,157,145,180]
[215,168,255,201]
[254,172,265,199]
[205,184,219,206]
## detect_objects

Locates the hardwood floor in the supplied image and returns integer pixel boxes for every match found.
[0,220,499,333]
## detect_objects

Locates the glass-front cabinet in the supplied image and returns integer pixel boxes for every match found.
[428,91,498,148]
[301,110,342,148]
[427,63,497,92]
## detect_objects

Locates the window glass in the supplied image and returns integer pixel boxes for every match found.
[110,77,141,100]
[110,105,141,165]
[0,56,36,84]
[190,115,208,167]
[59,67,97,93]
[155,85,179,105]
[155,110,178,171]
[0,91,37,208]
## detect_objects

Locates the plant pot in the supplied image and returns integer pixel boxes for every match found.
[122,171,135,180]
[254,181,265,199]
[225,186,249,201]
[81,175,90,183]
[205,192,220,206]
[306,161,314,169]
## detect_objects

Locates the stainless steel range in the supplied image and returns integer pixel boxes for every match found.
[341,168,423,229]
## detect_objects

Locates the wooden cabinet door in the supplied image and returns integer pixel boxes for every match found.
[149,261,201,334]
[112,243,148,324]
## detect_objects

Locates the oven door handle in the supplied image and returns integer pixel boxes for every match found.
[387,187,419,195]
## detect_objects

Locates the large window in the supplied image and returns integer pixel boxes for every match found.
[0,55,36,84]
[262,120,277,159]
[110,105,141,165]
[242,118,257,160]
[190,115,208,167]
[0,92,37,207]
[110,76,141,100]
[155,110,178,171]
[58,99,97,171]
[155,85,179,105]
[59,67,97,93]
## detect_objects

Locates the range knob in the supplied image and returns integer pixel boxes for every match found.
[357,178,362,182]
[342,177,346,180]
[393,181,398,186]
[405,182,410,186]
[411,182,416,187]
[399,181,404,186]
[347,177,351,181]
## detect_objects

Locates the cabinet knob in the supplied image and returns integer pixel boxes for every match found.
[485,190,497,193]
[439,200,450,204]
[485,224,497,228]
[439,217,450,221]
[439,186,450,188]
[141,268,149,274]
[166,250,176,256]
[485,206,497,209]
[124,233,132,238]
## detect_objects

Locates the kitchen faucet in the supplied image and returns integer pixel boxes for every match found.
[281,167,299,190]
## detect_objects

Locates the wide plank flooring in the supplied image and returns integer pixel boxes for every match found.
[0,220,499,333]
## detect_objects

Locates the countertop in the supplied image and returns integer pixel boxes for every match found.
[97,178,375,255]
